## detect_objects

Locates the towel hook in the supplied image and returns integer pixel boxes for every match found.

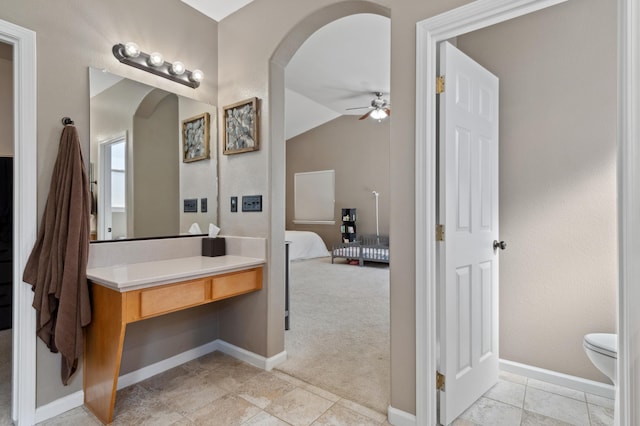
[61,117,74,126]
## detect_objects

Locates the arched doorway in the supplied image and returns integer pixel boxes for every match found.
[267,0,391,414]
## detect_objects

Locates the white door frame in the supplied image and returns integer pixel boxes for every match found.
[98,133,127,240]
[0,18,37,426]
[415,0,639,424]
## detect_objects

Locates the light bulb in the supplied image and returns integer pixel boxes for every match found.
[370,109,388,120]
[189,69,204,83]
[123,42,140,58]
[170,61,185,75]
[148,52,164,67]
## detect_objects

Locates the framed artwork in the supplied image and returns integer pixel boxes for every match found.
[223,97,259,155]
[182,112,210,163]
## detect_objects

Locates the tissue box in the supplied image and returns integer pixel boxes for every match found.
[202,237,226,257]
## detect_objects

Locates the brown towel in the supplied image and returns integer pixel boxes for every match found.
[23,124,91,385]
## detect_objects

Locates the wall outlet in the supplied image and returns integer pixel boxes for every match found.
[230,196,238,212]
[183,198,197,213]
[200,198,207,213]
[242,195,262,212]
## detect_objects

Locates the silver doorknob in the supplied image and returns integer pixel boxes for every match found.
[493,240,507,250]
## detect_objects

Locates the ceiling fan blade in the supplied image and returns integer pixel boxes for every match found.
[345,106,371,111]
[384,108,391,116]
[359,110,373,120]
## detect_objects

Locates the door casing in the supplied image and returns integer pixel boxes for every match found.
[0,17,37,426]
[98,133,127,240]
[416,0,639,424]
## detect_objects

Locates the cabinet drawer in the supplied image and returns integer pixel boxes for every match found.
[139,278,209,318]
[212,268,262,300]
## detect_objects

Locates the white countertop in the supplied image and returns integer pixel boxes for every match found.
[86,255,265,292]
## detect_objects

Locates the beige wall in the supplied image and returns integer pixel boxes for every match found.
[178,97,219,234]
[119,304,220,375]
[286,115,390,246]
[133,94,180,237]
[0,0,218,406]
[0,43,12,157]
[216,4,399,406]
[0,0,618,415]
[456,0,617,382]
[219,0,617,414]
[91,78,153,239]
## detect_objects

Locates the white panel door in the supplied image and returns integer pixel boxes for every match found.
[438,41,500,425]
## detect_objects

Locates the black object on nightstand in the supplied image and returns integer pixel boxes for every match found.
[340,208,357,242]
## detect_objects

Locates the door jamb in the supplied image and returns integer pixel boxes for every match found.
[415,0,637,424]
[0,18,37,426]
[98,132,127,240]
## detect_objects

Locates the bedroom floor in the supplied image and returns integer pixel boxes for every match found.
[277,257,390,414]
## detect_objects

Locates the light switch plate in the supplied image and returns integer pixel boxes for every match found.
[231,196,238,212]
[242,195,262,212]
[184,199,197,213]
[200,198,207,213]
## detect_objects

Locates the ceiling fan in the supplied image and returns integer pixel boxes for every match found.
[346,92,391,121]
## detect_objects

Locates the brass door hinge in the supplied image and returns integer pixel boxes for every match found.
[436,371,445,390]
[436,76,445,94]
[436,224,445,242]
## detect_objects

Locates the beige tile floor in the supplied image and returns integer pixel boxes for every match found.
[453,371,615,426]
[5,348,613,425]
[37,351,391,426]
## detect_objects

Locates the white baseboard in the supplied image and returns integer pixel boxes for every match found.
[34,390,84,424]
[500,359,615,399]
[214,339,287,371]
[265,350,288,371]
[34,339,283,424]
[117,340,219,389]
[387,405,416,426]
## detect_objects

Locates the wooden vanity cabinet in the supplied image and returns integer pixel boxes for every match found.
[84,267,262,424]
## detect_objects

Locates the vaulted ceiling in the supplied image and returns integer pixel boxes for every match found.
[181,1,390,139]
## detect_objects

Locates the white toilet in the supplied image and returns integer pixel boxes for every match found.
[583,333,618,384]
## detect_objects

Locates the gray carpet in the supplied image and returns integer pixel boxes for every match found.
[276,257,390,414]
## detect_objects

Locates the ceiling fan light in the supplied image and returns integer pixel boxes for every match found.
[370,108,388,120]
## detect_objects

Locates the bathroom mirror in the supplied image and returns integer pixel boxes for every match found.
[89,68,218,241]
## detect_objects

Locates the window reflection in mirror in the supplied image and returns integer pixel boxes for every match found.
[89,68,218,242]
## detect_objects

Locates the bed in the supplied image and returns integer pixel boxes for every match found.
[285,230,331,261]
[332,234,390,266]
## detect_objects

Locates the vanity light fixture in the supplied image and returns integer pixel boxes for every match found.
[112,42,203,88]
[147,51,164,67]
[170,61,185,76]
